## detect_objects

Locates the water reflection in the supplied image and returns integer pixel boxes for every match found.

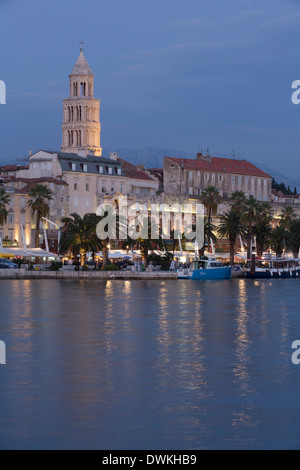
[0,279,299,449]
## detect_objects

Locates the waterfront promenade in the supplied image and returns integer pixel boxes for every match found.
[0,269,244,280]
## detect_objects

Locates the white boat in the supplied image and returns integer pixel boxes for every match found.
[245,256,300,278]
[177,258,231,280]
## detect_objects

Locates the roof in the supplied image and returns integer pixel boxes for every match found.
[118,158,155,181]
[71,49,93,76]
[0,164,28,172]
[165,156,271,178]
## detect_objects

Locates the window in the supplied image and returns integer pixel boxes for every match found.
[74,197,78,206]
[231,176,235,184]
[20,197,26,208]
[102,186,106,193]
[86,182,89,191]
[74,182,78,190]
[211,174,215,182]
[244,176,248,185]
[71,163,76,171]
[204,173,209,181]
[140,187,149,196]
[86,198,90,207]
[238,176,241,184]
[117,168,121,175]
[108,167,112,175]
[264,179,267,186]
[218,174,223,182]
[257,178,261,186]
[8,213,14,225]
[120,186,124,193]
[189,171,193,180]
[81,164,87,172]
[21,214,25,225]
[99,166,103,174]
[189,187,193,195]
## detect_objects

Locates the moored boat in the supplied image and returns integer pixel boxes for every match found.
[245,256,300,279]
[177,258,231,280]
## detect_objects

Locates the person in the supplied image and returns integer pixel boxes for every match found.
[170,260,175,271]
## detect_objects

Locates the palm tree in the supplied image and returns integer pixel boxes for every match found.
[242,196,258,260]
[59,213,101,266]
[253,202,273,256]
[27,184,53,248]
[280,206,296,230]
[0,187,10,226]
[96,204,128,266]
[268,225,293,257]
[217,209,243,266]
[290,219,300,257]
[229,190,247,213]
[201,186,221,251]
[128,215,162,268]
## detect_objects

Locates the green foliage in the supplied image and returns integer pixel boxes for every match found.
[48,261,63,271]
[102,264,120,271]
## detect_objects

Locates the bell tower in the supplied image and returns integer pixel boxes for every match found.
[61,42,102,156]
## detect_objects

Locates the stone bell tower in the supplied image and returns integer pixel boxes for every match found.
[61,42,102,156]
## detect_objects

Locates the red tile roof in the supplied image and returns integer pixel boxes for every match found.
[119,158,154,181]
[165,156,271,178]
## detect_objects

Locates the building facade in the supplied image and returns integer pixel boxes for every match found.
[164,153,272,202]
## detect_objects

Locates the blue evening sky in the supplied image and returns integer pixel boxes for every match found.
[1,0,300,176]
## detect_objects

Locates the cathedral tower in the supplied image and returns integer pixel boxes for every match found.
[61,44,102,156]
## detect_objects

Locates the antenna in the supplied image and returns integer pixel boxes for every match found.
[232,148,235,159]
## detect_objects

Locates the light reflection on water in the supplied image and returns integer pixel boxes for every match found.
[0,279,300,449]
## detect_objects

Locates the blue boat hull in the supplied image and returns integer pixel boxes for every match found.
[178,267,231,280]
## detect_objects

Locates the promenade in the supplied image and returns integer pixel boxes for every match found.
[0,269,244,280]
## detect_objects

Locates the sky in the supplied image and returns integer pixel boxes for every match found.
[1,0,300,177]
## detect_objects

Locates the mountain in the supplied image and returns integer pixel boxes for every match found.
[102,147,193,169]
[250,161,300,193]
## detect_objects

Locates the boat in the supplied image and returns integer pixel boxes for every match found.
[245,256,300,279]
[177,258,231,280]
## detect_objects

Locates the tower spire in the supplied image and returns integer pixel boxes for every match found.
[61,46,102,157]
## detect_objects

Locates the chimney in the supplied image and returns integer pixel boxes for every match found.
[197,152,212,163]
[136,164,145,171]
[110,152,119,161]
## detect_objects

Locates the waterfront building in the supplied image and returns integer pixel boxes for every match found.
[163,152,272,202]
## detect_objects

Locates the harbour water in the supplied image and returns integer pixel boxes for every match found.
[0,279,300,449]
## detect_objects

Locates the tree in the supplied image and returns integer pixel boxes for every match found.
[0,187,10,226]
[217,209,244,266]
[201,186,221,251]
[128,215,162,268]
[280,206,296,230]
[290,219,300,257]
[268,225,293,257]
[242,196,258,260]
[229,190,247,213]
[27,184,53,248]
[59,213,101,266]
[253,202,273,256]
